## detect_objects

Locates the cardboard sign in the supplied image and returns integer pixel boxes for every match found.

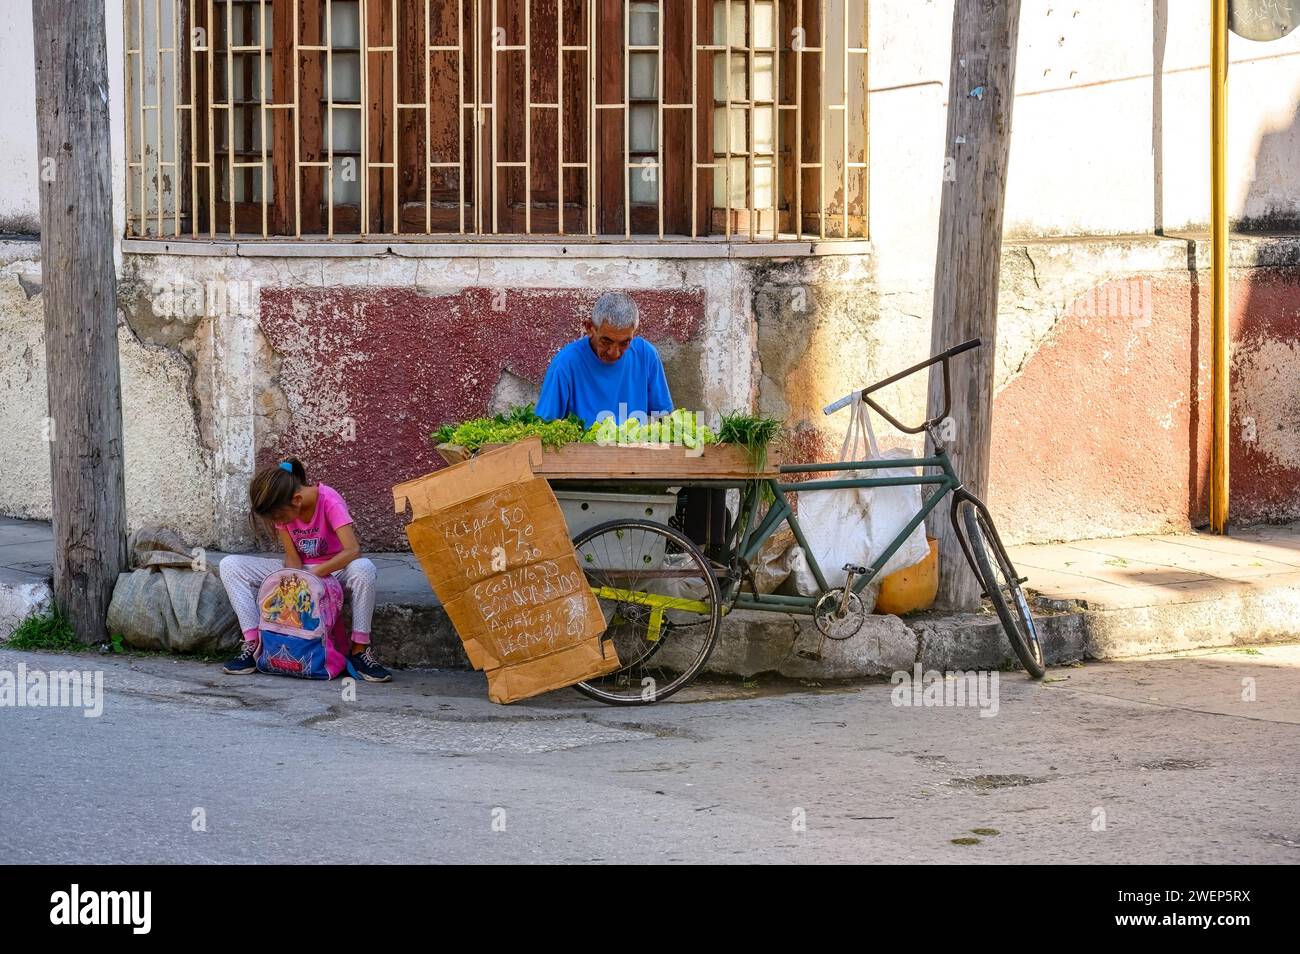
[393,439,619,703]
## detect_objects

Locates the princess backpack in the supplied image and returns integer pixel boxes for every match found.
[255,568,350,679]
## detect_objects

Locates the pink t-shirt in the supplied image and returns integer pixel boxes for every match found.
[274,483,354,565]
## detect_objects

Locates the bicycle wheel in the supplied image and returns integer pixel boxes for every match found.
[572,518,722,705]
[958,501,1046,678]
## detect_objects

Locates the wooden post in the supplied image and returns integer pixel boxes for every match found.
[926,0,1021,610]
[31,0,129,644]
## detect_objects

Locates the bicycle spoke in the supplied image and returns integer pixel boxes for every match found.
[961,501,1046,677]
[571,518,722,705]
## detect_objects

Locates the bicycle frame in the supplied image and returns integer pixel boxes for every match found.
[574,338,988,623]
[721,447,963,615]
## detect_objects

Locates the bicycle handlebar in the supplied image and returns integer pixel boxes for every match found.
[822,337,982,435]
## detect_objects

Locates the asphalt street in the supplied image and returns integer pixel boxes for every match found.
[1,644,1296,863]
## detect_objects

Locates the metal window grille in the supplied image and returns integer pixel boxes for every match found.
[125,0,867,241]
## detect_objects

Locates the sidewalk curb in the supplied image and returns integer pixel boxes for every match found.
[5,560,1298,673]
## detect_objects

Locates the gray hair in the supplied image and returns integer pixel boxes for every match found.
[591,292,640,331]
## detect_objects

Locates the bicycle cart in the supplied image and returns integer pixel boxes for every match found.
[554,338,1045,706]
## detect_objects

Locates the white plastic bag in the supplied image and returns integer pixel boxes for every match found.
[791,400,929,596]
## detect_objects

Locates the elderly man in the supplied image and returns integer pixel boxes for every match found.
[535,292,673,426]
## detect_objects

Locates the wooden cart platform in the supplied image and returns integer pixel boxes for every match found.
[434,439,781,480]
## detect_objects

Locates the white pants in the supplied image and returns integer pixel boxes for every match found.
[218,554,377,641]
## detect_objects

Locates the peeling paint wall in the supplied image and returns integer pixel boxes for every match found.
[42,250,756,551]
[3,236,1300,552]
[258,284,707,548]
[752,236,1300,545]
[0,242,217,543]
[0,247,48,520]
[990,240,1300,543]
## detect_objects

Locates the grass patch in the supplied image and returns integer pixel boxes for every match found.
[5,614,234,664]
[6,610,83,652]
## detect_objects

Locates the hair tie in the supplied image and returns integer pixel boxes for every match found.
[279,461,294,473]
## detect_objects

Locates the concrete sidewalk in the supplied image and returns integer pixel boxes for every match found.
[4,515,1300,674]
[1010,524,1300,607]
[1006,525,1300,659]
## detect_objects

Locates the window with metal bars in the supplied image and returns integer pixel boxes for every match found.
[125,0,867,241]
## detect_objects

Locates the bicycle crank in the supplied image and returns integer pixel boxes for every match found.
[813,588,867,641]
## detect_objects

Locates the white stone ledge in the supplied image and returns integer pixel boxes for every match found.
[118,232,1300,269]
[1011,231,1300,269]
[121,236,876,260]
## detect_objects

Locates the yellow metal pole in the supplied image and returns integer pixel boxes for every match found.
[1210,0,1229,533]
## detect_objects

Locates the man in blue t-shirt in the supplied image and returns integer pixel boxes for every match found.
[535,292,673,426]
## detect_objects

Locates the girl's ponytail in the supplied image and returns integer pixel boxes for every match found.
[247,457,310,537]
[279,456,308,485]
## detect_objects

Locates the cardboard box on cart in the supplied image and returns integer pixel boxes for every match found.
[392,439,620,703]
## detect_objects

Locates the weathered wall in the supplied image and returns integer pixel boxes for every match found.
[989,238,1300,541]
[258,284,708,548]
[90,249,756,550]
[1,0,128,241]
[753,236,1300,545]
[0,6,39,234]
[3,237,1300,550]
[0,241,217,543]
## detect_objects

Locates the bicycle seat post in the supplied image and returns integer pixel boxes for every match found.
[923,419,946,456]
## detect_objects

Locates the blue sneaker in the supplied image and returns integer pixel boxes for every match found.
[222,639,260,675]
[347,646,392,683]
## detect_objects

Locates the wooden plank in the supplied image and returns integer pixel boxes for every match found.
[803,0,821,233]
[192,0,212,233]
[559,0,587,227]
[365,0,390,232]
[241,2,256,228]
[694,0,713,236]
[596,0,622,234]
[497,0,525,226]
[424,0,461,208]
[502,442,782,479]
[437,441,781,478]
[271,0,295,234]
[299,2,324,233]
[661,0,690,237]
[397,0,425,229]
